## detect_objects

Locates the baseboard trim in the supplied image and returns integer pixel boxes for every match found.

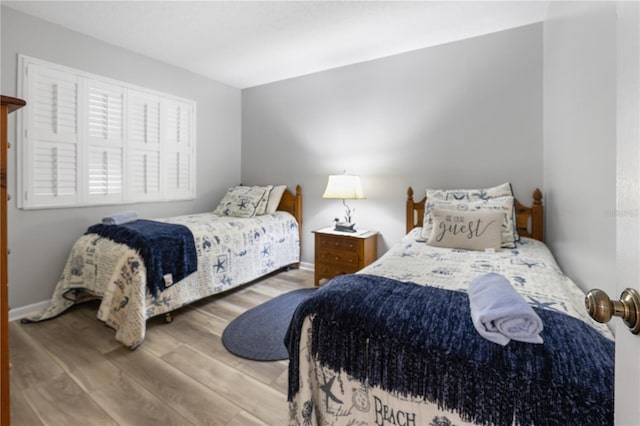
[8,300,49,322]
[299,261,313,271]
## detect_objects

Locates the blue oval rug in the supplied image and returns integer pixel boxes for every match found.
[222,288,316,361]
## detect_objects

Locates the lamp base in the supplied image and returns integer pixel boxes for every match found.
[334,222,357,233]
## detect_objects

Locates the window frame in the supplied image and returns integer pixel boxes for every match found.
[17,54,196,210]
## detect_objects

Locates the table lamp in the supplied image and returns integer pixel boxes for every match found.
[322,173,365,232]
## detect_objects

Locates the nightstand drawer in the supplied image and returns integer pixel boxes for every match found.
[316,249,358,267]
[315,262,359,278]
[317,236,358,252]
[313,228,378,286]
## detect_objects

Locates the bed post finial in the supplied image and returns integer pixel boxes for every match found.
[406,187,426,234]
[533,188,542,206]
[532,188,543,242]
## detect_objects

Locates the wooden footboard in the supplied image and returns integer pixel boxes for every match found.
[406,187,544,242]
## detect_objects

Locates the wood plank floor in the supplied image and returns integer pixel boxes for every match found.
[9,268,314,426]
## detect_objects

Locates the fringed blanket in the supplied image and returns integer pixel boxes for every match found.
[86,219,197,297]
[286,274,614,426]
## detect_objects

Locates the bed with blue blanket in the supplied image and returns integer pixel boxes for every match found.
[27,185,302,349]
[286,185,613,426]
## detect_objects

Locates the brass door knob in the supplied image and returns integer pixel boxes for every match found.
[585,288,640,334]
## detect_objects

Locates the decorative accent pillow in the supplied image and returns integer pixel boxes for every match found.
[426,182,513,203]
[422,196,517,248]
[427,208,503,251]
[255,185,273,215]
[422,183,516,242]
[266,185,287,214]
[213,186,268,218]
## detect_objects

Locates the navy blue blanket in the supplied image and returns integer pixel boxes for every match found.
[86,220,197,297]
[286,274,614,426]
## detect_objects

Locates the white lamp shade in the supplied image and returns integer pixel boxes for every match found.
[322,175,365,199]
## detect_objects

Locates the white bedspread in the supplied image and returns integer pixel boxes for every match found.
[289,229,611,426]
[28,211,300,348]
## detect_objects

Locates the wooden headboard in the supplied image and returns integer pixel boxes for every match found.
[277,184,303,244]
[406,187,544,242]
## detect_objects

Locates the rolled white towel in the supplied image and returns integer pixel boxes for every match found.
[468,272,544,346]
[102,210,138,225]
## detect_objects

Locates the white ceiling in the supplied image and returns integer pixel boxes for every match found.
[3,1,550,89]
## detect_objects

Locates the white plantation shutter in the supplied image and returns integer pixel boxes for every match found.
[18,55,196,209]
[23,63,79,207]
[128,90,162,201]
[87,81,123,141]
[165,100,191,147]
[86,80,124,204]
[166,151,192,195]
[164,99,195,199]
[33,143,77,201]
[31,66,78,140]
[88,147,123,197]
[129,91,160,147]
[130,150,160,198]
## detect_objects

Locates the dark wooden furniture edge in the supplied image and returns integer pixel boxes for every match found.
[0,95,26,114]
[406,186,544,242]
[277,185,303,267]
[1,95,26,426]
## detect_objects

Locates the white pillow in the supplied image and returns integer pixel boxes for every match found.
[427,208,503,251]
[213,186,268,218]
[266,185,287,214]
[422,196,517,248]
[255,185,273,215]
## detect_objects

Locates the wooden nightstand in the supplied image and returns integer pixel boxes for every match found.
[313,228,378,285]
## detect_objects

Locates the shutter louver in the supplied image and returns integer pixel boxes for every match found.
[86,81,124,204]
[166,151,191,191]
[32,142,77,204]
[129,92,160,147]
[164,100,195,199]
[25,63,79,207]
[130,150,160,198]
[32,67,77,139]
[88,147,122,196]
[88,82,123,141]
[127,90,162,201]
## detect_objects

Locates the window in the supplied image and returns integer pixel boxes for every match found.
[17,55,196,209]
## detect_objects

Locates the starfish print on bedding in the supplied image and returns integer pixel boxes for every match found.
[512,258,542,269]
[214,256,226,272]
[527,296,562,312]
[320,375,344,409]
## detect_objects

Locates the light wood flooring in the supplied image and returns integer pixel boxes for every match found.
[9,268,314,426]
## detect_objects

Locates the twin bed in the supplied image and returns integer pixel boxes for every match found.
[26,185,302,349]
[286,185,614,426]
[27,181,614,425]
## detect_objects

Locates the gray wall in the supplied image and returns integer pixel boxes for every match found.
[542,2,617,295]
[1,7,242,308]
[242,24,543,264]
